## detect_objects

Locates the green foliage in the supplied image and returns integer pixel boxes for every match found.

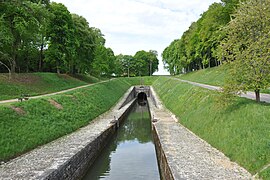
[153,77,270,175]
[0,78,131,161]
[0,1,155,78]
[70,14,96,74]
[92,46,116,77]
[220,0,270,102]
[0,0,49,73]
[162,0,244,75]
[45,2,73,74]
[115,54,134,77]
[133,50,159,76]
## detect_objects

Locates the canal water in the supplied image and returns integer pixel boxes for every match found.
[83,102,160,180]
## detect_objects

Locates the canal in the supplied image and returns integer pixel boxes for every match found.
[83,102,160,180]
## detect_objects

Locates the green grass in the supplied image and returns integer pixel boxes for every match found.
[153,77,270,177]
[0,73,101,101]
[177,65,270,94]
[177,65,228,86]
[260,167,270,179]
[0,76,158,161]
[119,76,160,86]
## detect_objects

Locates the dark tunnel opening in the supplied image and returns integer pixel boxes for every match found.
[137,92,147,106]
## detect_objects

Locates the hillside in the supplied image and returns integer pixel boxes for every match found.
[177,65,228,86]
[0,73,100,101]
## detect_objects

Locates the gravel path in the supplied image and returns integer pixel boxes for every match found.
[0,79,113,104]
[172,77,270,103]
[149,87,253,179]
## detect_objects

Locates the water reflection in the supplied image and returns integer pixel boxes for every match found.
[83,102,160,180]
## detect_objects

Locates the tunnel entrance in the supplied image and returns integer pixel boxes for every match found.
[137,92,147,106]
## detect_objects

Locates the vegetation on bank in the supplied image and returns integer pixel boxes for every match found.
[177,65,228,86]
[0,73,101,101]
[177,65,270,95]
[153,77,270,177]
[163,0,270,102]
[0,76,158,161]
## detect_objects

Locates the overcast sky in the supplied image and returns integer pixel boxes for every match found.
[53,0,221,75]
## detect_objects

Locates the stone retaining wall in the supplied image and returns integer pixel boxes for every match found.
[152,125,174,180]
[41,95,137,180]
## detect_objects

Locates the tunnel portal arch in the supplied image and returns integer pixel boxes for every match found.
[137,92,147,106]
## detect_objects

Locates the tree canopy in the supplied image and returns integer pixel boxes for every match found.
[0,0,158,77]
[220,0,270,102]
[162,0,246,74]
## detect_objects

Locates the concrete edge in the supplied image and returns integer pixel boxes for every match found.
[148,87,174,180]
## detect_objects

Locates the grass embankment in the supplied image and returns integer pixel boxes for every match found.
[0,73,100,101]
[177,65,228,86]
[153,77,270,178]
[0,76,158,162]
[177,65,270,94]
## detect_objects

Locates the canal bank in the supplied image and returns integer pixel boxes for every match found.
[0,87,137,180]
[0,85,253,179]
[148,87,252,179]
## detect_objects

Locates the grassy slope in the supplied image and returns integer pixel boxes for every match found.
[0,73,100,101]
[0,76,158,161]
[153,77,270,177]
[177,65,270,94]
[177,65,228,86]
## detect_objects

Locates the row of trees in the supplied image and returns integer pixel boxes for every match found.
[163,0,270,102]
[115,50,159,77]
[162,0,245,74]
[0,0,159,77]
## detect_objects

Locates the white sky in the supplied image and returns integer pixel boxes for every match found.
[52,0,221,75]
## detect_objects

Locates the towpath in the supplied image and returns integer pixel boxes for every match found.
[171,77,270,103]
[149,87,253,179]
[0,79,113,104]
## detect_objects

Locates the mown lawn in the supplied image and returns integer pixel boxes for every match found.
[0,73,100,101]
[153,77,270,178]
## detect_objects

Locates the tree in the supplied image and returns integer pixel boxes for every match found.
[134,50,159,76]
[162,0,245,75]
[71,14,96,74]
[46,2,73,74]
[220,0,270,102]
[115,54,134,77]
[0,0,45,74]
[92,46,116,77]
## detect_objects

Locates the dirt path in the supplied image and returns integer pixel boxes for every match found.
[171,77,270,103]
[0,79,113,105]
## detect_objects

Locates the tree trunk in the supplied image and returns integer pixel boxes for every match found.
[11,58,16,73]
[255,89,260,102]
[56,58,60,74]
[39,40,44,71]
